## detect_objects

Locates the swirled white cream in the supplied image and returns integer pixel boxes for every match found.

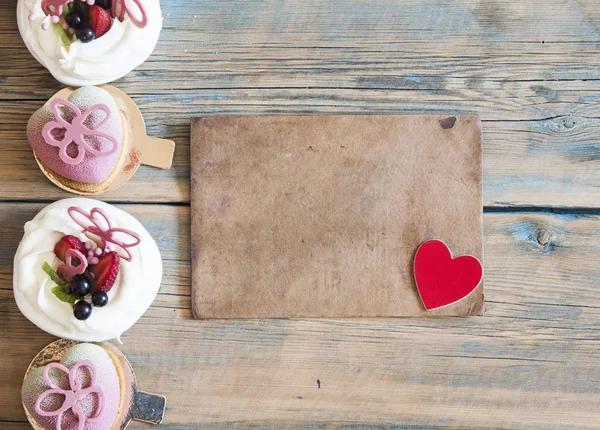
[13,198,162,342]
[17,0,163,86]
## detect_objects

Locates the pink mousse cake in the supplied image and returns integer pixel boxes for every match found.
[27,86,124,188]
[22,343,121,430]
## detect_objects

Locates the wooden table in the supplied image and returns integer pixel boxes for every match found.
[2,1,600,428]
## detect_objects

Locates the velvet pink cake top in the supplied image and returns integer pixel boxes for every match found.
[28,86,124,184]
[22,343,121,430]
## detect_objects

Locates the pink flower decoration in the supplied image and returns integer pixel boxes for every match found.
[57,249,88,282]
[68,207,142,262]
[35,360,105,430]
[41,98,118,166]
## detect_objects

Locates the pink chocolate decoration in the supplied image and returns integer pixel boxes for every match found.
[57,249,88,281]
[68,206,142,262]
[35,360,105,430]
[40,0,72,19]
[112,0,148,28]
[42,98,118,166]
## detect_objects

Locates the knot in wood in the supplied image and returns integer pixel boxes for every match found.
[535,228,551,247]
[560,117,576,130]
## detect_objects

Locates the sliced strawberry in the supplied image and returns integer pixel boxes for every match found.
[89,5,111,38]
[89,251,120,293]
[54,235,86,263]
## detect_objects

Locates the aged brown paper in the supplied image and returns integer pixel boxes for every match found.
[191,115,483,318]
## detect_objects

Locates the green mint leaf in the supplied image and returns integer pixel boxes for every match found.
[42,262,67,287]
[51,285,78,305]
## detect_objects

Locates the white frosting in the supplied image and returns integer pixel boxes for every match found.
[13,198,162,342]
[17,0,163,86]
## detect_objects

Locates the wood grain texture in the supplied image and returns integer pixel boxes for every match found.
[1,0,600,428]
[0,0,599,207]
[2,204,600,429]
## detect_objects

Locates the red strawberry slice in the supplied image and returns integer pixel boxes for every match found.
[90,5,112,38]
[54,235,86,264]
[89,251,120,293]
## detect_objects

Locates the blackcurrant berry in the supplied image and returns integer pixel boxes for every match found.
[70,274,92,297]
[72,1,90,20]
[92,291,109,308]
[65,12,82,29]
[73,301,92,320]
[76,27,96,43]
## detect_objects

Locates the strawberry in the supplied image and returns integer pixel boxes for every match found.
[89,251,120,293]
[89,5,111,38]
[54,235,86,263]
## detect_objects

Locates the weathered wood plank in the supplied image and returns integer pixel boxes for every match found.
[2,0,600,100]
[4,38,600,100]
[2,99,600,207]
[0,425,197,430]
[1,203,600,429]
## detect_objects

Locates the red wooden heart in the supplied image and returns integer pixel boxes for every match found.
[414,240,483,310]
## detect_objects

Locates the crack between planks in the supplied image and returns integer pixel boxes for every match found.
[486,299,600,310]
[484,206,600,215]
[427,354,564,363]
[5,201,600,215]
[0,199,191,206]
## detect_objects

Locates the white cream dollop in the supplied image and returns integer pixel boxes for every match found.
[17,0,163,86]
[13,198,162,342]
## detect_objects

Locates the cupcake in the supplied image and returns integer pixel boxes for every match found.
[17,0,163,86]
[22,343,121,430]
[13,198,162,342]
[27,85,175,195]
[22,340,166,429]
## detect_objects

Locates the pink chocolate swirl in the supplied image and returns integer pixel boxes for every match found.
[57,249,88,282]
[68,206,142,262]
[34,360,105,430]
[40,0,71,18]
[112,0,148,28]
